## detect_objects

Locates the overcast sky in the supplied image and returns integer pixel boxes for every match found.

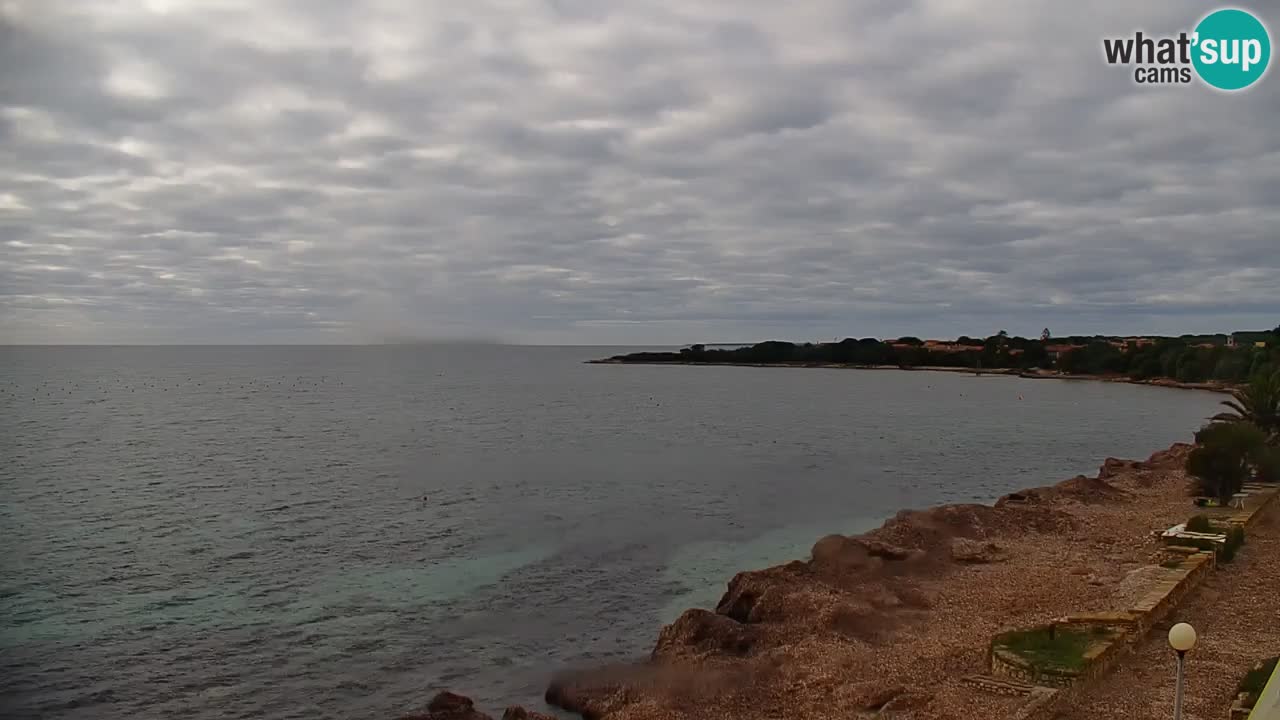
[1,1,1277,345]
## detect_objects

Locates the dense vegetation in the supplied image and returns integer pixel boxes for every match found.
[1186,368,1280,509]
[607,326,1280,385]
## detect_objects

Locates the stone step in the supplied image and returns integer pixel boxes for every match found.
[961,674,1040,697]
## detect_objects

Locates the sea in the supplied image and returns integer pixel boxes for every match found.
[0,345,1224,719]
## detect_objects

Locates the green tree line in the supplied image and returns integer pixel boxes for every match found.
[610,326,1279,385]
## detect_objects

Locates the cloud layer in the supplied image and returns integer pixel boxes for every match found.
[2,0,1277,344]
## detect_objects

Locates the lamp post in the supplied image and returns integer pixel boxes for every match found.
[1168,622,1198,720]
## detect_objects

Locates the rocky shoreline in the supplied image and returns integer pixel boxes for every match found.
[586,358,1235,393]
[408,441,1231,720]
[398,692,557,720]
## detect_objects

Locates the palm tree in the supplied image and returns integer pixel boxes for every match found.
[1213,370,1280,441]
[1190,421,1268,503]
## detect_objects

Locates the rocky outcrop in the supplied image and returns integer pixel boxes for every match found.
[399,692,492,720]
[1147,442,1194,467]
[1053,475,1128,503]
[950,537,1007,564]
[1099,458,1141,479]
[653,609,755,658]
[1095,443,1193,488]
[398,692,554,720]
[546,667,630,720]
[501,708,558,720]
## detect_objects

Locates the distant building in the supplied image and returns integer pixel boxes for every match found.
[1257,341,1269,348]
[1045,344,1086,360]
[1227,336,1237,348]
[922,340,980,353]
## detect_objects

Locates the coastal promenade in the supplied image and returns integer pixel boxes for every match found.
[1054,503,1280,720]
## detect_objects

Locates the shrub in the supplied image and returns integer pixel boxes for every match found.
[1189,422,1267,504]
[1186,515,1213,533]
[1256,446,1280,483]
[1223,526,1246,563]
[1238,656,1280,707]
[1229,525,1246,546]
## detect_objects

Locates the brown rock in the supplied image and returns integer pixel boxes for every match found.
[950,538,1006,564]
[715,567,803,624]
[811,534,874,570]
[1054,474,1127,503]
[653,608,755,658]
[996,490,1034,505]
[545,666,633,720]
[399,691,493,720]
[1147,442,1194,468]
[1099,457,1139,479]
[855,538,919,561]
[501,708,557,720]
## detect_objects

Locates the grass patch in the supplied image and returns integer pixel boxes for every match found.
[1237,656,1280,707]
[995,625,1106,672]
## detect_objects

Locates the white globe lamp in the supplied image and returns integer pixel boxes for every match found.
[1168,623,1197,720]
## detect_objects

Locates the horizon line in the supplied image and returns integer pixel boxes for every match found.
[1,329,1272,350]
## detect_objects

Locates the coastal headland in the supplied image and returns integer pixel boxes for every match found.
[586,331,1280,394]
[407,438,1280,720]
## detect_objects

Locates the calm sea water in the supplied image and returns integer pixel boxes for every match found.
[0,346,1223,719]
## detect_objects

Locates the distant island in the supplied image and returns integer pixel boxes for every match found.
[591,327,1280,386]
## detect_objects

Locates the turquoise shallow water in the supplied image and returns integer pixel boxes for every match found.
[0,346,1223,719]
[658,518,885,624]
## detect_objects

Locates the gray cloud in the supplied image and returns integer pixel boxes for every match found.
[1,0,1277,345]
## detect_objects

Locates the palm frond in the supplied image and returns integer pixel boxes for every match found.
[1219,400,1249,416]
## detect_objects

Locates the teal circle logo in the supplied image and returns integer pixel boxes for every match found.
[1192,8,1271,90]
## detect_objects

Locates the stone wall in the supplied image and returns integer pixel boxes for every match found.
[1010,483,1280,720]
[1126,553,1214,637]
[989,622,1130,689]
